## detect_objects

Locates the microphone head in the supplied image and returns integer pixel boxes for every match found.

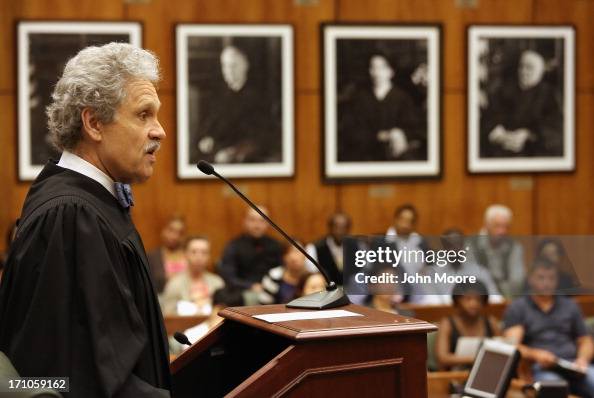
[197,160,215,175]
[173,331,192,346]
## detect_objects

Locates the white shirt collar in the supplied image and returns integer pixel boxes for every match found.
[57,150,116,198]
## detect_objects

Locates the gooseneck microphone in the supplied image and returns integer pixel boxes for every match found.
[174,331,192,347]
[197,161,350,310]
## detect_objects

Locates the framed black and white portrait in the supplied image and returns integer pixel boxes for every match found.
[176,24,294,179]
[17,21,142,181]
[467,26,575,173]
[323,24,441,180]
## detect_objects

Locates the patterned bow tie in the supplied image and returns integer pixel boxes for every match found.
[114,183,134,210]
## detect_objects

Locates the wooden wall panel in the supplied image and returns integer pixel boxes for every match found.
[533,94,594,234]
[1,0,593,259]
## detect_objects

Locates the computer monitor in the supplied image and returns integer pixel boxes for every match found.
[463,339,520,398]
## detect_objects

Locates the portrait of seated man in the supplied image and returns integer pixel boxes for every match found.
[189,40,282,165]
[480,48,564,158]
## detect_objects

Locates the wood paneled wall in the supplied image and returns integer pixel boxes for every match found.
[2,0,593,260]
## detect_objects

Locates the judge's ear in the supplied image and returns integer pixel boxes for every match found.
[81,108,104,143]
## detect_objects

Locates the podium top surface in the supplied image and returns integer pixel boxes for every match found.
[219,303,437,341]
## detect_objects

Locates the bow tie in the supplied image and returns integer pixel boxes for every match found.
[114,182,134,210]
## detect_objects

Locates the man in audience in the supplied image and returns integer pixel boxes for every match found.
[305,212,352,285]
[148,215,188,293]
[468,204,525,297]
[218,206,282,297]
[161,236,224,316]
[503,259,594,397]
[382,204,431,274]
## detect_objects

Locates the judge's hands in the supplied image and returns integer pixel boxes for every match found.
[378,128,408,158]
[199,136,215,154]
[488,125,532,153]
[531,348,557,368]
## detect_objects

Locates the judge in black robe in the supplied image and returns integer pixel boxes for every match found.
[0,162,171,397]
[0,42,170,398]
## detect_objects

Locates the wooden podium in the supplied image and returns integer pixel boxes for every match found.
[170,304,436,397]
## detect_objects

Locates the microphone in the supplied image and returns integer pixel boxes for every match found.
[197,161,350,310]
[174,331,192,347]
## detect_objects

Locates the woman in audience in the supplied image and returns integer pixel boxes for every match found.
[161,236,224,315]
[147,215,188,293]
[435,281,501,370]
[533,238,579,292]
[258,243,309,304]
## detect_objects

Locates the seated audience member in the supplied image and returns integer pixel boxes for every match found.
[218,206,283,293]
[364,267,412,315]
[532,238,579,292]
[300,272,327,296]
[161,236,224,316]
[381,204,431,274]
[435,281,500,370]
[147,215,187,293]
[426,228,503,304]
[171,287,245,354]
[305,212,352,284]
[259,243,309,304]
[503,259,594,397]
[467,204,525,297]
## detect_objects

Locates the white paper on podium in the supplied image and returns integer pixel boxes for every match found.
[253,309,363,323]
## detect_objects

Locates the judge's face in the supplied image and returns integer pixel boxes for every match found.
[518,51,545,90]
[369,55,394,87]
[186,239,210,273]
[220,47,249,91]
[98,79,165,184]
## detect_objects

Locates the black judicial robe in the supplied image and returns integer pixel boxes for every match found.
[0,162,171,397]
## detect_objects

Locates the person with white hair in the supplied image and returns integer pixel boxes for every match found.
[0,43,171,396]
[466,204,526,297]
[194,44,279,164]
[483,49,563,157]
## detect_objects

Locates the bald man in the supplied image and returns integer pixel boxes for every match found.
[217,207,283,293]
[482,49,563,157]
[192,44,281,164]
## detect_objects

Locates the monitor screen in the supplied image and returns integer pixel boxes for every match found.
[468,350,512,393]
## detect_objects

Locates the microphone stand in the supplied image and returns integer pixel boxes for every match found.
[198,161,350,309]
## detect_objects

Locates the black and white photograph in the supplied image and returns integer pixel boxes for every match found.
[17,21,142,181]
[323,24,441,180]
[176,24,294,179]
[467,26,575,173]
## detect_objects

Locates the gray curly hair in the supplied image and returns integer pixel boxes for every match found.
[46,42,161,151]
